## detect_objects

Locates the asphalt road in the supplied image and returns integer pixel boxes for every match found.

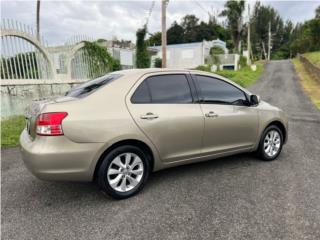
[2,60,320,240]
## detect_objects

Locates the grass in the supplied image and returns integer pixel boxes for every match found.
[216,62,264,87]
[195,62,264,88]
[303,51,320,68]
[292,58,320,109]
[1,115,25,147]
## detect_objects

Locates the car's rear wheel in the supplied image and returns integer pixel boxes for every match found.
[258,125,283,161]
[97,145,150,199]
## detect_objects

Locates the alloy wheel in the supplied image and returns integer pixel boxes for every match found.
[263,130,281,157]
[107,152,144,192]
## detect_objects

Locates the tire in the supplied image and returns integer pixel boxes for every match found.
[257,125,283,161]
[97,145,150,199]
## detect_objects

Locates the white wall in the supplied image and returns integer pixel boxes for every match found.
[153,44,204,68]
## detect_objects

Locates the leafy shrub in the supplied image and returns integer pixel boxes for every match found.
[195,65,211,72]
[154,58,162,68]
[239,56,247,68]
[210,46,225,55]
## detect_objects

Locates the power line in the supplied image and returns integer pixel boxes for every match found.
[194,1,215,22]
[194,1,207,13]
[145,0,156,28]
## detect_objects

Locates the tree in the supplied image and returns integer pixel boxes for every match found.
[181,15,200,42]
[148,32,161,46]
[251,2,286,59]
[136,26,150,68]
[290,18,320,55]
[220,0,245,53]
[316,5,320,18]
[167,21,184,44]
[36,0,41,41]
[147,15,229,46]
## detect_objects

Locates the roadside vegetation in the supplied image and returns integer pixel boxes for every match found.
[292,58,320,109]
[1,116,25,147]
[303,51,320,68]
[146,2,320,61]
[195,62,264,88]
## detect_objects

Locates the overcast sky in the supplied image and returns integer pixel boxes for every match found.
[1,0,320,45]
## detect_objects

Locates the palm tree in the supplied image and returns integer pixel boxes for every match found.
[220,0,245,53]
[36,0,40,41]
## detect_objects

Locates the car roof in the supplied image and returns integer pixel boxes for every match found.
[111,68,223,79]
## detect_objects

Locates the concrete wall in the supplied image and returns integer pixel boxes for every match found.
[1,84,74,119]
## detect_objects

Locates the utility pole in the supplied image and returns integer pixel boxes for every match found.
[247,4,251,65]
[36,0,41,41]
[268,21,271,61]
[161,0,168,68]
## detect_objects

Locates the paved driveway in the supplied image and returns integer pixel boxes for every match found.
[1,60,320,240]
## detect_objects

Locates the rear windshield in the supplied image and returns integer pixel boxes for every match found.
[66,74,123,98]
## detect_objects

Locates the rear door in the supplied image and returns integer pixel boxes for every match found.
[193,74,258,155]
[126,73,204,163]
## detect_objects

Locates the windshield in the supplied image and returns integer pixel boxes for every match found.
[66,74,123,98]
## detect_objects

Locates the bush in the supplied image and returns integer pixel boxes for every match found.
[195,65,211,72]
[112,59,121,71]
[239,56,247,68]
[154,58,162,68]
[210,46,224,55]
[136,27,150,68]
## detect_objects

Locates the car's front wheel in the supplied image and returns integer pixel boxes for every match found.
[97,145,150,199]
[258,125,283,161]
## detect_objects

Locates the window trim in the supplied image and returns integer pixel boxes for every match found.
[191,74,250,106]
[130,73,196,104]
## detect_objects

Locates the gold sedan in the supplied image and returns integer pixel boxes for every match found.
[20,69,288,199]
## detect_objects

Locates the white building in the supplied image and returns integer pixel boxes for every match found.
[149,39,228,69]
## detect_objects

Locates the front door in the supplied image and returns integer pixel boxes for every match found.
[193,74,258,155]
[127,73,204,162]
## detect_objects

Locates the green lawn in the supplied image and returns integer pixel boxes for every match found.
[303,51,320,68]
[195,62,264,88]
[1,115,25,147]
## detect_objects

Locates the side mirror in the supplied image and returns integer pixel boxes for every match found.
[250,95,260,105]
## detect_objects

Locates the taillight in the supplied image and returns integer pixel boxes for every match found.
[36,112,68,136]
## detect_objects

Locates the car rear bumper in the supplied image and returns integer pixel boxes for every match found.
[20,129,104,181]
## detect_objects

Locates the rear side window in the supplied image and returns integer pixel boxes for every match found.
[131,74,193,104]
[66,74,123,98]
[195,75,247,105]
[131,81,151,103]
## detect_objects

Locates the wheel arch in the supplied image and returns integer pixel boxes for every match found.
[93,139,155,181]
[265,120,287,143]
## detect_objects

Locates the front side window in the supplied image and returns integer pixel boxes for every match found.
[195,75,247,105]
[131,74,193,104]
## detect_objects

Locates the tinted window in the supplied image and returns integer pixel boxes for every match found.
[147,74,192,103]
[66,74,123,98]
[196,75,247,104]
[131,81,151,103]
[131,74,193,104]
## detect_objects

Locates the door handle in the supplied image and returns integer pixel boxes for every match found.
[140,112,159,120]
[205,111,218,118]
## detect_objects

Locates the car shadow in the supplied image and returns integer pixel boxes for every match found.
[23,152,261,205]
